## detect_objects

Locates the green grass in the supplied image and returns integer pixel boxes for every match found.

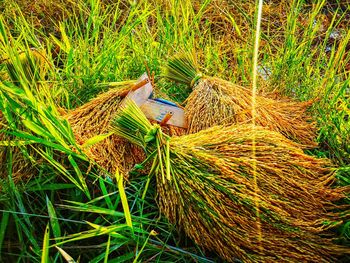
[0,0,349,262]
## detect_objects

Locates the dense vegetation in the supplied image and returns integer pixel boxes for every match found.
[0,0,349,262]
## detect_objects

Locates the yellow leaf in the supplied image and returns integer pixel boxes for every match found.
[115,169,133,229]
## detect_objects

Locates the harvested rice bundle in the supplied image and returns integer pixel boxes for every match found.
[111,100,349,262]
[65,81,184,178]
[0,146,36,182]
[164,54,317,147]
[65,82,145,177]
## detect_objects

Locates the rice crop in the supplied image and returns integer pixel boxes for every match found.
[65,82,145,178]
[111,100,349,262]
[164,54,317,147]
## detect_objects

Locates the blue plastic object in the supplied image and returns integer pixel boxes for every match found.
[152,98,178,107]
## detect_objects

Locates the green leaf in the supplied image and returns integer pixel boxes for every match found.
[67,155,90,199]
[81,132,113,148]
[46,196,61,240]
[104,235,111,263]
[109,252,134,263]
[98,178,114,210]
[0,211,9,258]
[0,140,36,146]
[41,224,50,263]
[27,184,76,192]
[22,119,53,139]
[115,169,133,229]
[60,201,125,218]
[54,223,129,247]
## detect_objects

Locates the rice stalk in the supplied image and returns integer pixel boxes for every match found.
[164,54,317,147]
[111,100,350,262]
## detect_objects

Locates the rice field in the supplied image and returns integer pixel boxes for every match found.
[0,0,349,262]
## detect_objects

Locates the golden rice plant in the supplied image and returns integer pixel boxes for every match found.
[111,100,349,262]
[164,53,317,147]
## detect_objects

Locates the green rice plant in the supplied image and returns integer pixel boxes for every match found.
[265,1,350,162]
[0,82,90,194]
[0,16,91,192]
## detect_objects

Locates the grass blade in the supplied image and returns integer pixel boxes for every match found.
[115,169,133,230]
[55,246,76,263]
[41,224,50,263]
[0,211,9,259]
[104,234,111,263]
[46,196,61,240]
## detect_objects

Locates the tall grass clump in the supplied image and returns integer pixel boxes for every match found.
[266,1,350,163]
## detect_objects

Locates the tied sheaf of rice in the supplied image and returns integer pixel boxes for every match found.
[65,81,185,179]
[164,53,317,147]
[64,83,145,178]
[111,100,349,263]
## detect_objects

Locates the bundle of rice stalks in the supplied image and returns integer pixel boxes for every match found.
[64,81,144,178]
[111,100,349,262]
[163,54,317,147]
[65,80,184,178]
